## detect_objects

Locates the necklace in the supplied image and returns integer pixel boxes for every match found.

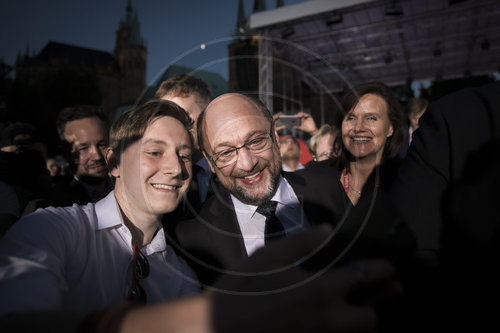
[350,187,362,197]
[342,168,362,198]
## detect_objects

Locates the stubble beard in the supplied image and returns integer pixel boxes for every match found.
[231,167,280,206]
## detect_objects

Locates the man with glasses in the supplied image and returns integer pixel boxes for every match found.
[170,93,342,286]
[0,100,199,315]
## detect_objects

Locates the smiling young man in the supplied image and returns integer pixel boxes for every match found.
[170,93,343,286]
[0,100,199,316]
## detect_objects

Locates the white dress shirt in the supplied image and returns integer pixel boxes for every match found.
[231,175,309,256]
[0,191,199,316]
[282,163,305,172]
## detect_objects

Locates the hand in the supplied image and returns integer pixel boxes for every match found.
[210,226,401,333]
[272,112,286,132]
[293,111,318,135]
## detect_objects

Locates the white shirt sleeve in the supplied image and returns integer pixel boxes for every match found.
[0,208,77,315]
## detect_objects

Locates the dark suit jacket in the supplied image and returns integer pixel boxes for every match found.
[168,168,345,286]
[391,81,500,253]
[170,161,416,286]
[31,176,113,212]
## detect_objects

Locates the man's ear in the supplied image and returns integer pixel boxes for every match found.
[105,147,119,177]
[202,150,216,174]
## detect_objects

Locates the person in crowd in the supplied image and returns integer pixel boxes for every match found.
[155,74,214,214]
[0,122,47,158]
[31,105,114,210]
[301,82,413,286]
[279,133,304,171]
[273,111,316,165]
[170,93,360,286]
[44,156,66,186]
[275,110,319,138]
[384,81,499,332]
[45,157,60,178]
[400,97,428,157]
[393,82,498,260]
[333,81,405,206]
[0,122,51,216]
[407,97,428,136]
[308,123,340,162]
[0,99,199,316]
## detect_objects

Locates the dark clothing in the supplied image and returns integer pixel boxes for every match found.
[389,82,500,332]
[169,161,416,287]
[304,158,416,269]
[33,176,113,210]
[169,168,343,286]
[163,158,215,225]
[391,81,500,254]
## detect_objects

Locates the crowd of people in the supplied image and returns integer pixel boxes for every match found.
[0,74,498,332]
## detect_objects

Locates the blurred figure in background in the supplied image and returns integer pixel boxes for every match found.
[29,105,113,212]
[400,97,428,157]
[279,134,304,171]
[308,124,340,162]
[0,122,51,218]
[45,157,60,177]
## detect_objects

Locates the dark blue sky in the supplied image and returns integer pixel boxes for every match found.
[0,0,306,84]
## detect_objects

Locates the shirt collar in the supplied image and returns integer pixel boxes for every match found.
[94,191,167,254]
[94,191,123,230]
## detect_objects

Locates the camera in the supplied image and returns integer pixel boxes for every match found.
[276,115,300,128]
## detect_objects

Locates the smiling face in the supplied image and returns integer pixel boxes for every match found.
[341,94,394,163]
[202,94,281,206]
[64,117,109,179]
[111,116,192,218]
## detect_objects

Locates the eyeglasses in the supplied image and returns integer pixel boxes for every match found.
[128,245,150,303]
[314,151,336,161]
[208,131,274,169]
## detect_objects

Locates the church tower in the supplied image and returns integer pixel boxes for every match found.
[114,0,146,106]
